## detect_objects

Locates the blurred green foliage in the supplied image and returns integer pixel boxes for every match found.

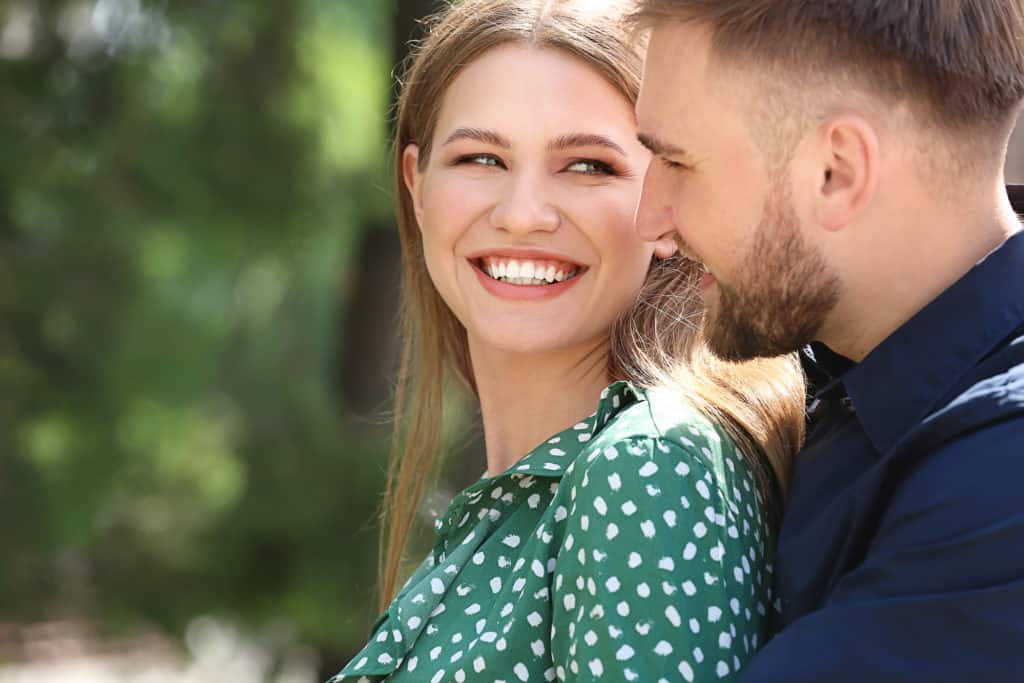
[0,0,401,668]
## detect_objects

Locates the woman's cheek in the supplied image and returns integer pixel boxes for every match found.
[421,177,474,238]
[597,197,649,255]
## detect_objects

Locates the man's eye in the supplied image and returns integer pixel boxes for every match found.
[565,159,615,175]
[660,157,689,172]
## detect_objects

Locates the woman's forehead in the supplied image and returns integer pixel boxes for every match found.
[433,44,637,146]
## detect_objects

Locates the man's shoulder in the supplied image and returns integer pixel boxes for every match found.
[896,414,1024,507]
[886,336,1024,536]
[950,327,1024,406]
[900,329,1024,456]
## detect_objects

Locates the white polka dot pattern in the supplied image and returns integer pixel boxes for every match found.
[329,382,776,682]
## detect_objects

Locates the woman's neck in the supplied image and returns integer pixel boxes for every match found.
[469,336,612,477]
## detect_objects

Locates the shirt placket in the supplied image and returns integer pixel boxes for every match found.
[432,487,482,564]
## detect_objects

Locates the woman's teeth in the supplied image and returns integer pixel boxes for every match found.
[481,257,579,285]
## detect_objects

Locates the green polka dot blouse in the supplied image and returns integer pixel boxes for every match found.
[331,381,778,682]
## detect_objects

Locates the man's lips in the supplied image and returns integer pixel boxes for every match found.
[699,270,717,290]
[673,236,711,274]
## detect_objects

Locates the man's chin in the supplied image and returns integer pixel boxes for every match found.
[703,312,753,361]
[704,312,791,361]
[706,333,765,362]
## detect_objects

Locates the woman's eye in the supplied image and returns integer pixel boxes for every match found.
[565,159,615,175]
[456,154,503,168]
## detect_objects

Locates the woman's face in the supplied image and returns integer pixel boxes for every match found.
[404,43,668,358]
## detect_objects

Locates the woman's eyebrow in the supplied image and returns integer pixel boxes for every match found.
[442,127,511,148]
[548,133,626,156]
[441,129,627,157]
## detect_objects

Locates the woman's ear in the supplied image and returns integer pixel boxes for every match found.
[402,144,424,227]
[652,235,679,260]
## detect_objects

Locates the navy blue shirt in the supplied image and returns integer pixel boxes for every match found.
[740,190,1024,682]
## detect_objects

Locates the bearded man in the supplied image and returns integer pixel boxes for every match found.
[633,1,1024,680]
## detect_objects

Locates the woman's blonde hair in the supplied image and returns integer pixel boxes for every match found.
[380,0,805,610]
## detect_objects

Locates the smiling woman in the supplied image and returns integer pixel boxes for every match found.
[329,1,806,681]
[403,42,655,363]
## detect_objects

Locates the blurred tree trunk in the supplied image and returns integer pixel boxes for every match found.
[339,0,442,417]
[339,222,403,417]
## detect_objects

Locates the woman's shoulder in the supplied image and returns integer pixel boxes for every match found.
[581,383,748,474]
[557,382,764,522]
[547,385,778,682]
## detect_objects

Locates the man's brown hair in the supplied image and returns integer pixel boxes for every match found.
[633,0,1024,130]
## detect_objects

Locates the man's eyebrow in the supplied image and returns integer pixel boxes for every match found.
[442,127,511,148]
[548,133,627,157]
[637,132,690,160]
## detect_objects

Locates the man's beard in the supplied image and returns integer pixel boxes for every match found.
[703,182,841,361]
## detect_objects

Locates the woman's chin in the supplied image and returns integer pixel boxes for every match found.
[465,323,597,358]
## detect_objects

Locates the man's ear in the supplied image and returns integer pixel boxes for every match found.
[813,114,879,232]
[402,144,424,228]
[652,235,678,259]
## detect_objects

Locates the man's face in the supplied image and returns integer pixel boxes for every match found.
[635,22,840,360]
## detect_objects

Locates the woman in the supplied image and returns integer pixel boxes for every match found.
[331,0,804,680]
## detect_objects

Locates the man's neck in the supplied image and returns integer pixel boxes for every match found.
[821,180,1021,362]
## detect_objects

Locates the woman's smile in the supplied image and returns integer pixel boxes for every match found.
[478,256,581,285]
[467,248,589,301]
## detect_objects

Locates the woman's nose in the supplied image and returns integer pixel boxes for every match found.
[490,169,560,235]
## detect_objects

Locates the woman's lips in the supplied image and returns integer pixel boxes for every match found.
[469,256,587,301]
[477,256,581,285]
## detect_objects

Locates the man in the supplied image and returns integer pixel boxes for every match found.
[632,1,1024,681]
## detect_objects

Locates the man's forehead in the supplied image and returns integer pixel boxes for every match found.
[638,22,750,125]
[639,26,713,123]
[638,30,701,127]
[646,21,713,76]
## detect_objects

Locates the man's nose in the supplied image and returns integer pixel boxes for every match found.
[635,159,676,243]
[490,169,560,235]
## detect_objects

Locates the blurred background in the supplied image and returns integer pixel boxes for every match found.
[2,1,1024,681]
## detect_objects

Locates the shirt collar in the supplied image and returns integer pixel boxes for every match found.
[472,381,642,482]
[331,381,644,679]
[841,198,1024,456]
[802,342,855,397]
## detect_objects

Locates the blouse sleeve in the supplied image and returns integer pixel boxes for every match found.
[549,436,772,682]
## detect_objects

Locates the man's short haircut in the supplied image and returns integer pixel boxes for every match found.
[632,0,1024,131]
